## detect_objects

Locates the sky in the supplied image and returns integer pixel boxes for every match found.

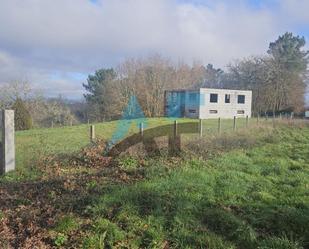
[0,0,308,99]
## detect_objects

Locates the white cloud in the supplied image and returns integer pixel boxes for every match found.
[0,0,307,98]
[280,0,309,23]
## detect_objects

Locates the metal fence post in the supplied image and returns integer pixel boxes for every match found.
[174,120,178,138]
[218,117,221,134]
[0,110,15,175]
[199,119,203,137]
[233,116,236,131]
[90,125,95,142]
[139,122,144,137]
[169,120,180,155]
[246,115,249,128]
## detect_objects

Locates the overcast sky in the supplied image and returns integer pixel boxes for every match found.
[0,0,308,99]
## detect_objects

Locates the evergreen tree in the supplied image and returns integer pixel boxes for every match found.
[12,98,32,131]
[83,68,117,120]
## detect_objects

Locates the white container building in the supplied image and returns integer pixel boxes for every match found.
[164,88,252,119]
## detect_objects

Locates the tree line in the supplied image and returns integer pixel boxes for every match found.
[84,32,309,120]
[0,32,308,130]
[0,81,78,130]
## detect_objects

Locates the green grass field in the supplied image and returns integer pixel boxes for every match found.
[89,127,309,249]
[13,117,250,179]
[1,118,308,248]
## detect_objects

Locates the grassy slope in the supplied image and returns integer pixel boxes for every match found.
[85,127,309,249]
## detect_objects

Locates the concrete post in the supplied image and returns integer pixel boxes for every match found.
[246,115,249,128]
[257,114,259,124]
[218,117,221,134]
[90,125,95,142]
[0,110,15,174]
[199,119,203,137]
[233,116,236,131]
[51,120,54,128]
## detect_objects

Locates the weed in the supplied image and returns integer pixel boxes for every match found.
[54,215,79,233]
[117,156,139,171]
[258,236,303,249]
[54,233,68,247]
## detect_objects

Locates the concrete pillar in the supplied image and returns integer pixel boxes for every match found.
[0,110,15,174]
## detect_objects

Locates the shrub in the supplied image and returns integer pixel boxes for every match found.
[12,98,32,131]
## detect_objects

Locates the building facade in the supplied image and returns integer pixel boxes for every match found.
[164,88,252,119]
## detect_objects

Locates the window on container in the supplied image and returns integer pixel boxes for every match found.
[225,94,230,103]
[237,110,245,114]
[238,95,245,104]
[209,110,218,114]
[210,93,218,103]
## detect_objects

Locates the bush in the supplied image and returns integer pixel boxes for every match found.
[12,98,32,131]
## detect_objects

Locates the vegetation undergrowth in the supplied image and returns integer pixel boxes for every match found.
[85,126,309,249]
[0,123,308,248]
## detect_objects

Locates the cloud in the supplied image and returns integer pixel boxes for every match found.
[280,0,309,24]
[0,0,307,99]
